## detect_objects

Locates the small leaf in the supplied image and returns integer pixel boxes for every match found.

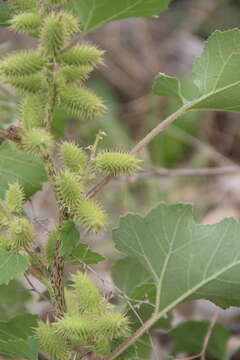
[60,220,80,255]
[170,321,230,360]
[113,202,240,315]
[66,0,170,32]
[0,251,29,285]
[67,242,105,265]
[153,29,240,112]
[0,142,47,199]
[152,73,181,100]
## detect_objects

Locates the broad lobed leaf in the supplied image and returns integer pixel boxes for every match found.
[153,29,240,112]
[113,202,240,315]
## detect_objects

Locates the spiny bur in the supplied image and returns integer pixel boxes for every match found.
[65,288,79,315]
[95,337,111,356]
[71,272,102,313]
[6,74,43,95]
[59,11,80,36]
[35,322,70,360]
[54,314,93,347]
[57,65,93,84]
[0,51,45,77]
[59,86,106,120]
[21,96,45,130]
[94,312,130,340]
[22,128,54,157]
[10,12,42,36]
[9,217,34,250]
[60,44,104,67]
[54,170,83,210]
[73,198,107,233]
[6,182,25,213]
[40,13,66,58]
[95,151,141,176]
[59,141,87,174]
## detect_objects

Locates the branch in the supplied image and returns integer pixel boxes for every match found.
[200,309,219,360]
[139,165,240,178]
[87,102,201,198]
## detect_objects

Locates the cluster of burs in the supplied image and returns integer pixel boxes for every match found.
[0,0,141,358]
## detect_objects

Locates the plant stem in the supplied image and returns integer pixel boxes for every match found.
[104,312,160,360]
[88,102,193,198]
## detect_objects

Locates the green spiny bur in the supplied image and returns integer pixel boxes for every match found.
[60,11,80,36]
[40,13,66,57]
[57,65,93,84]
[95,151,141,176]
[59,86,106,120]
[22,128,54,157]
[59,141,87,174]
[9,217,34,250]
[73,198,107,233]
[60,44,104,67]
[71,272,102,313]
[54,169,83,210]
[10,12,42,36]
[21,95,46,130]
[94,312,130,340]
[35,322,70,360]
[54,314,93,347]
[0,51,45,77]
[5,74,44,95]
[6,182,25,213]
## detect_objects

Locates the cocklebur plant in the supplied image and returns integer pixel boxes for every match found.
[0,0,139,359]
[2,0,240,360]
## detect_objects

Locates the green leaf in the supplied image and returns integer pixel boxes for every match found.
[0,314,38,341]
[0,142,47,199]
[170,321,230,360]
[113,202,240,315]
[0,280,32,319]
[66,0,170,32]
[112,257,151,296]
[67,242,105,265]
[0,336,38,360]
[0,251,29,285]
[152,73,181,100]
[60,220,80,255]
[153,29,240,112]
